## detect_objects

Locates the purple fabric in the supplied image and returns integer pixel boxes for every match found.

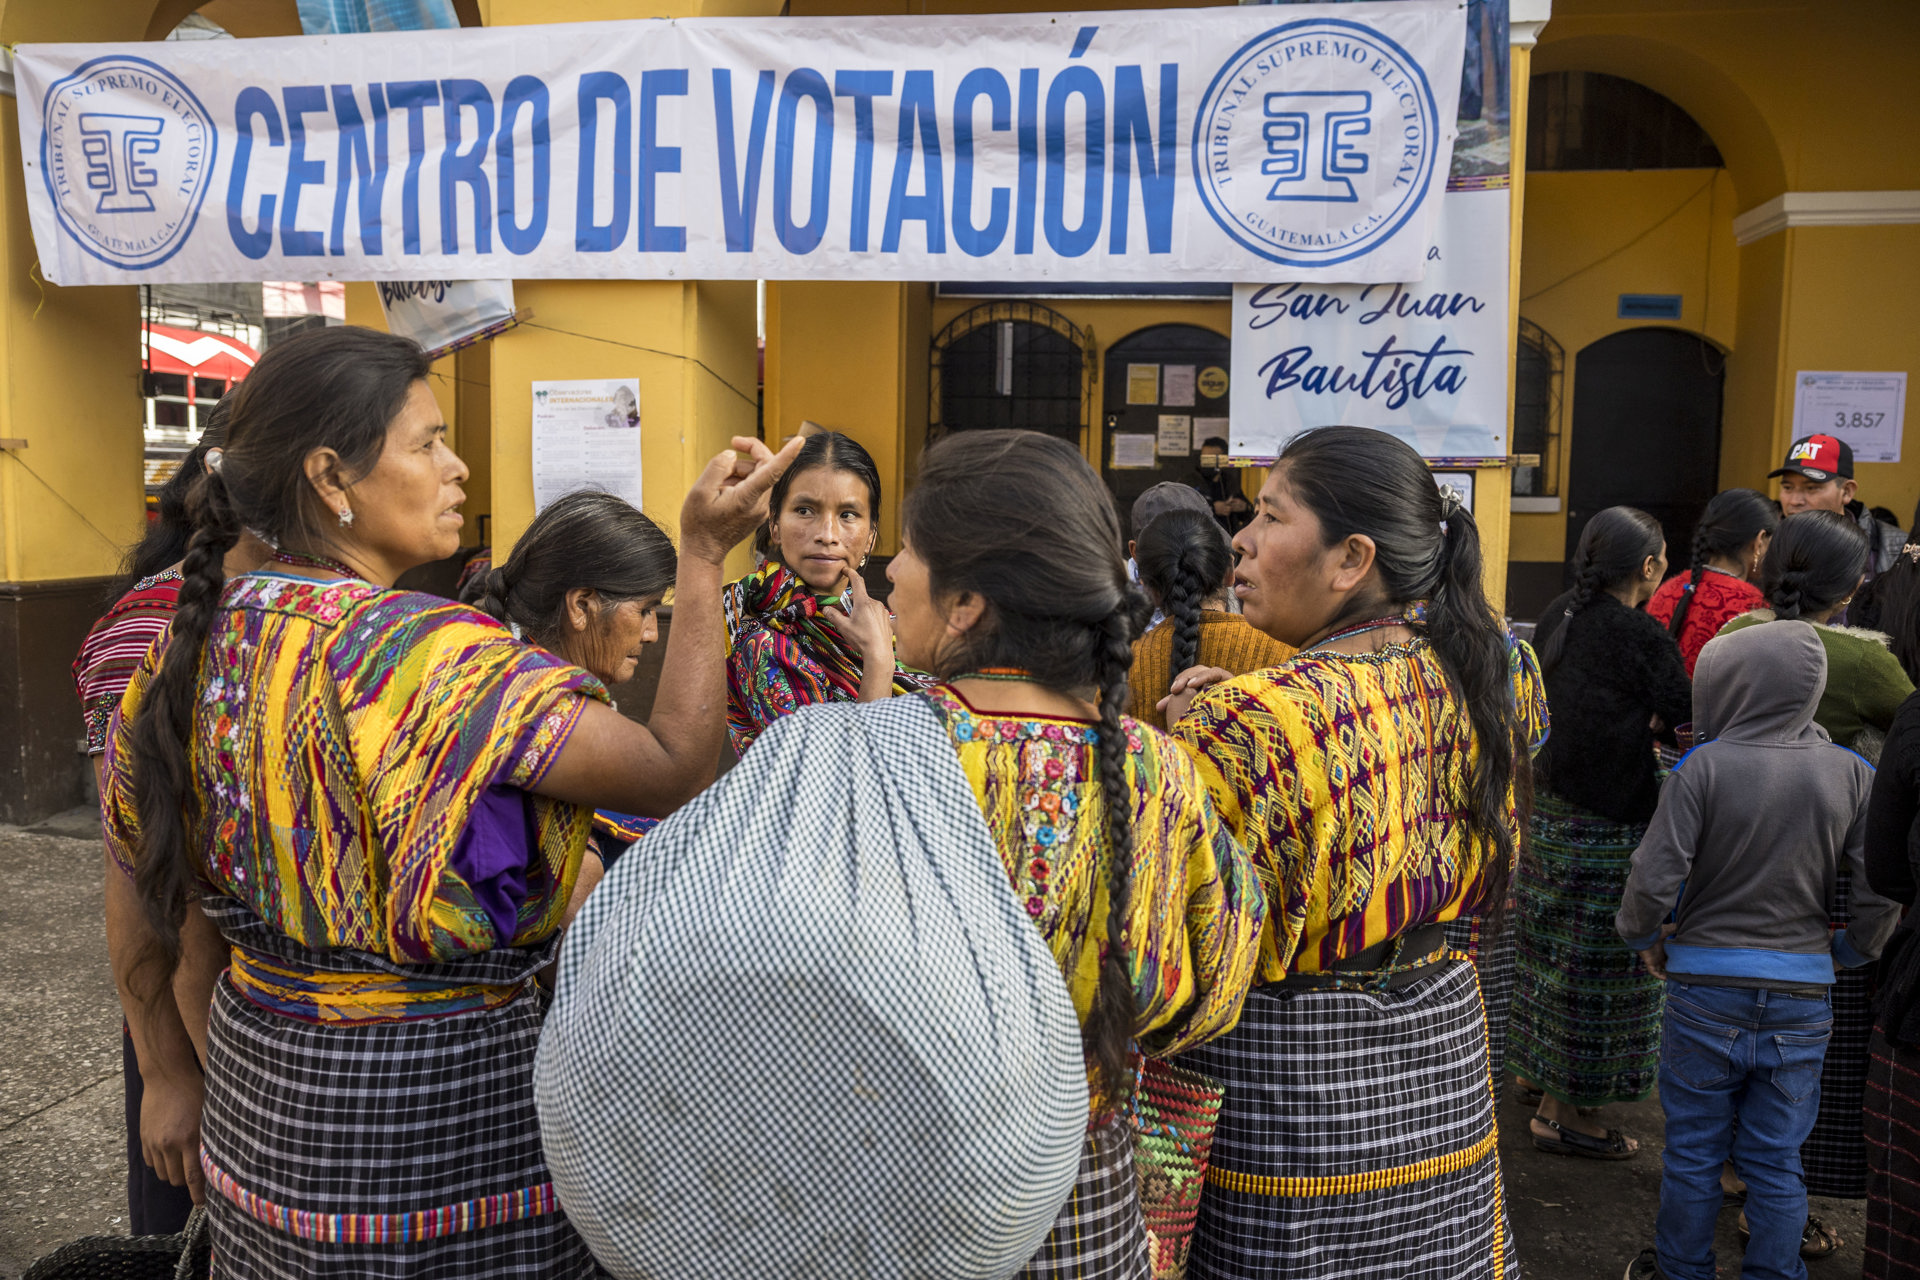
[449,784,536,944]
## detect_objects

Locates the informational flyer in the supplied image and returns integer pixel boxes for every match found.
[1127,364,1160,406]
[532,378,643,514]
[1163,365,1197,408]
[1194,417,1231,451]
[1158,415,1194,457]
[1792,371,1907,463]
[1113,434,1158,469]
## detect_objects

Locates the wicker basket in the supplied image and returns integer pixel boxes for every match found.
[1128,1058,1226,1280]
[22,1207,209,1280]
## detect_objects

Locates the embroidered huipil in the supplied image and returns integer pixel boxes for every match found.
[926,686,1265,1112]
[1174,636,1549,981]
[724,561,930,755]
[102,569,608,1020]
[73,569,183,754]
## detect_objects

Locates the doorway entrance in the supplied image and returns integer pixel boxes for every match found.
[1564,327,1726,568]
[1100,324,1232,520]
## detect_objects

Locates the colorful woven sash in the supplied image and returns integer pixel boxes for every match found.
[201,1147,559,1243]
[227,948,527,1024]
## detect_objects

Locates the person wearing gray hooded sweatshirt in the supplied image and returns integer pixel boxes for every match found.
[1618,620,1901,1280]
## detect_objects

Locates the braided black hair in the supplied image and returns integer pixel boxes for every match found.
[1666,489,1777,642]
[467,491,676,673]
[1537,506,1665,674]
[1134,509,1234,693]
[127,327,430,996]
[903,429,1147,1105]
[1760,509,1869,621]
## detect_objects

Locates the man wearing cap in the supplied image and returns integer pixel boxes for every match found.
[1771,434,1907,601]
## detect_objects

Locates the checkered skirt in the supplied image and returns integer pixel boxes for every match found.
[1804,865,1874,1199]
[1018,1119,1151,1280]
[1175,959,1517,1280]
[1443,916,1516,1079]
[199,977,600,1278]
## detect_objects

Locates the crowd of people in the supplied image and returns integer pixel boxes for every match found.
[59,323,1918,1280]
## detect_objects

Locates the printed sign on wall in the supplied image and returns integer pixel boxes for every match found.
[15,3,1463,285]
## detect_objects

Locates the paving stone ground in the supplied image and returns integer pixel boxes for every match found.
[0,811,1870,1279]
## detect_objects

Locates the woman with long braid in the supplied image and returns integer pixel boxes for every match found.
[1127,509,1294,730]
[1162,427,1548,1280]
[1507,506,1690,1161]
[889,431,1266,1276]
[1646,488,1777,675]
[100,325,800,1277]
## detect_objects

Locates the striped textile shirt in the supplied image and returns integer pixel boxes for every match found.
[72,569,183,756]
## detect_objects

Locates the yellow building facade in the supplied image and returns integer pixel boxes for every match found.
[0,0,1913,821]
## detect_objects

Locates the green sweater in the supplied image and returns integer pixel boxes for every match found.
[1719,610,1914,759]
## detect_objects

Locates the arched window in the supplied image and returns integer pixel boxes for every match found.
[1526,72,1723,171]
[1512,318,1564,499]
[931,302,1088,444]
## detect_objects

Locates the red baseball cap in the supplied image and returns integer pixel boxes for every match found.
[1769,434,1854,483]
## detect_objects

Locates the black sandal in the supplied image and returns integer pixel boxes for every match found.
[1530,1116,1638,1160]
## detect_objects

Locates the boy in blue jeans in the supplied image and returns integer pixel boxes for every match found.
[1617,621,1900,1280]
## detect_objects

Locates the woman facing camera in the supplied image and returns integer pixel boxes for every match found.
[724,430,927,754]
[1164,426,1545,1280]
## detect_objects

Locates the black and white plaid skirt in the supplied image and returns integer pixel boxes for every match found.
[1444,915,1516,1080]
[1016,1117,1150,1279]
[199,976,602,1279]
[1175,958,1518,1280]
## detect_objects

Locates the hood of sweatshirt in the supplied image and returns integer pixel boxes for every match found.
[1693,619,1829,745]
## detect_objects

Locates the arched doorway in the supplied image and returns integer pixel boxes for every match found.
[1100,323,1231,516]
[1564,327,1726,563]
[930,301,1088,445]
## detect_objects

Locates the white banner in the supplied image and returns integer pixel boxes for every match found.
[1229,185,1508,459]
[17,4,1461,286]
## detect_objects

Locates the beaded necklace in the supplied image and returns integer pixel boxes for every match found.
[274,550,360,579]
[1301,615,1417,656]
[953,667,1039,683]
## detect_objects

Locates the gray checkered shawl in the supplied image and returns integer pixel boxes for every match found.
[536,694,1090,1280]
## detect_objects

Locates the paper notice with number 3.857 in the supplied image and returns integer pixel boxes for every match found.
[1793,371,1906,464]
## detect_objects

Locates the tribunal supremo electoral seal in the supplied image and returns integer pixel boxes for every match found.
[40,56,216,271]
[1193,18,1442,268]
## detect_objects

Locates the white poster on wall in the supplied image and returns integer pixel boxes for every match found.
[14,3,1464,285]
[531,378,643,514]
[1792,371,1907,464]
[1228,185,1509,459]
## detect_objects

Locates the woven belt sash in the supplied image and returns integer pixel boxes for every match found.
[227,948,527,1024]
[1205,1126,1499,1199]
[201,1147,559,1243]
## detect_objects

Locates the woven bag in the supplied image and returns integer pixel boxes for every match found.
[22,1206,209,1280]
[1128,1057,1225,1280]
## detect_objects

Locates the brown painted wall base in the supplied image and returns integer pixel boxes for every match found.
[0,577,114,826]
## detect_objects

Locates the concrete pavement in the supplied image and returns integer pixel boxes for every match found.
[0,811,1870,1278]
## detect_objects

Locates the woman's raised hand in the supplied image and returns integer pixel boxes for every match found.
[823,570,893,662]
[680,435,806,564]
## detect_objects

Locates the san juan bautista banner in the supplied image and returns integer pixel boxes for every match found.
[15,3,1462,286]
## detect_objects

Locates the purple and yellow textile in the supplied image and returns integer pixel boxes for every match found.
[103,568,607,1018]
[926,685,1265,1115]
[1174,635,1548,980]
[724,560,928,755]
